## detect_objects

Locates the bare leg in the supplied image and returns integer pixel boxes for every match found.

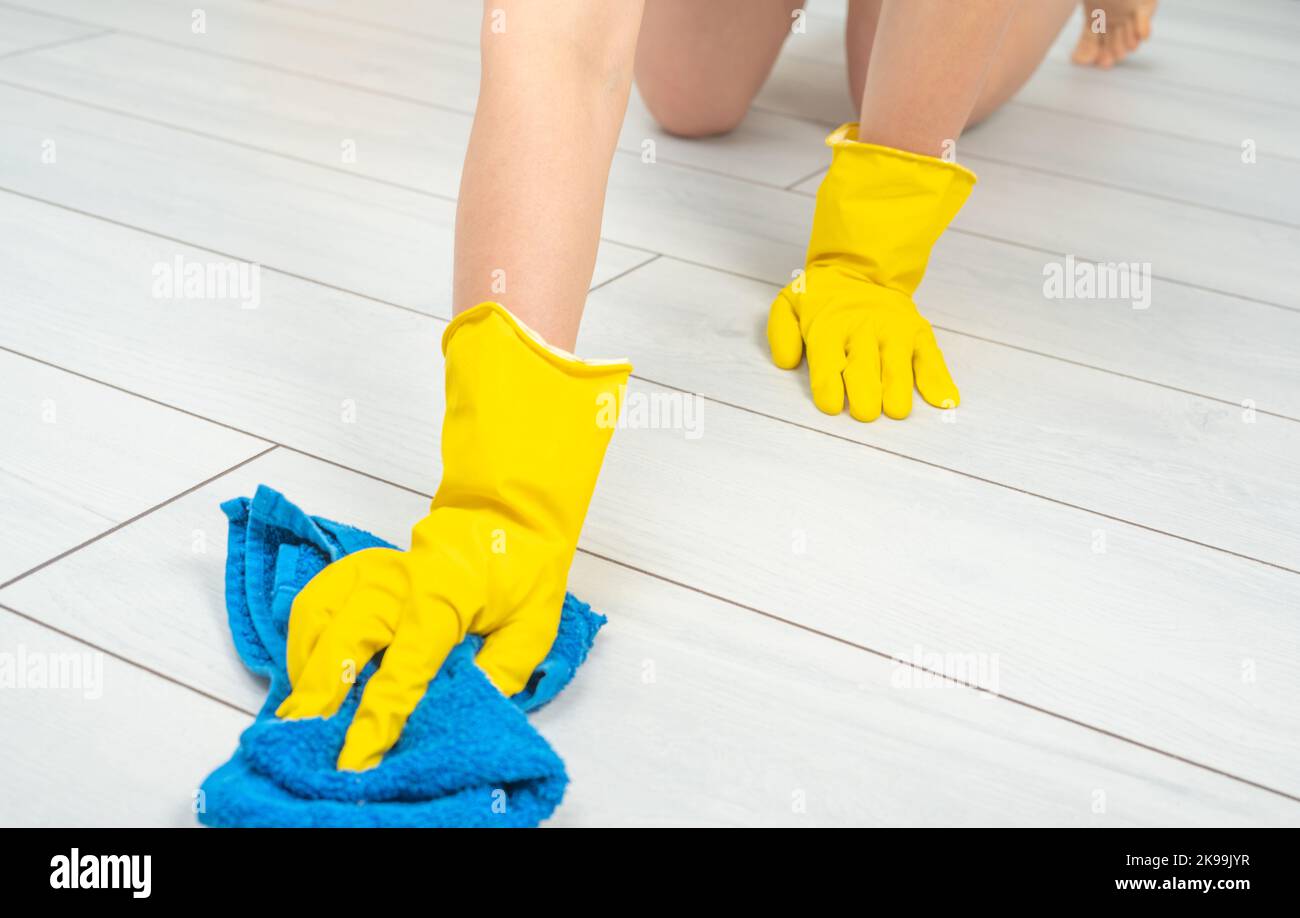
[969,0,1077,124]
[453,0,645,350]
[635,0,801,138]
[855,0,1020,158]
[847,0,1077,137]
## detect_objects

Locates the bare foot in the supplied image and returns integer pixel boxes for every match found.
[1071,0,1158,69]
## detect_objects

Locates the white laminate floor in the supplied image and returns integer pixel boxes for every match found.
[1,0,1298,827]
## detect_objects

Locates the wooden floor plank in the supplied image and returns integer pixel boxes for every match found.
[16,0,1300,212]
[580,256,1300,568]
[763,17,1300,155]
[0,31,832,191]
[0,349,269,583]
[21,55,1291,431]
[0,4,103,58]
[1039,40,1300,111]
[5,45,1296,427]
[1036,5,1300,105]
[8,190,1298,566]
[0,84,649,310]
[2,198,1296,795]
[0,0,483,107]
[0,33,476,193]
[1178,0,1300,27]
[962,104,1300,227]
[5,0,1296,827]
[1152,9,1300,62]
[267,0,489,45]
[0,608,248,827]
[921,230,1300,419]
[790,159,1300,316]
[6,38,1298,340]
[4,448,1294,826]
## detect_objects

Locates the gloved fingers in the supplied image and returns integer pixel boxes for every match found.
[843,329,882,422]
[880,337,915,420]
[336,598,463,772]
[276,590,400,721]
[767,289,805,370]
[474,609,563,698]
[285,552,364,687]
[913,326,960,410]
[806,322,848,415]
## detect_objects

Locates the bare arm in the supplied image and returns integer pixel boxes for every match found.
[453,0,646,350]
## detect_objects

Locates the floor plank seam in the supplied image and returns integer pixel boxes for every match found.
[261,0,481,51]
[922,329,1299,423]
[0,78,462,204]
[1005,100,1300,167]
[4,0,1297,826]
[5,182,1294,423]
[931,226,1300,316]
[0,600,258,717]
[578,547,1300,807]
[0,343,295,446]
[3,73,1292,317]
[252,0,1300,81]
[1105,69,1300,114]
[3,2,1292,222]
[6,297,1297,578]
[751,100,1300,173]
[959,151,1300,232]
[4,352,1295,803]
[0,0,479,115]
[785,166,829,190]
[0,76,790,200]
[4,193,1298,572]
[0,444,278,591]
[587,253,662,296]
[0,0,90,28]
[0,26,113,62]
[3,473,1294,806]
[249,0,1300,71]
[1137,34,1300,67]
[636,373,1300,576]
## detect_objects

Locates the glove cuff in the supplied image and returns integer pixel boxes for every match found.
[824,123,977,186]
[441,301,630,377]
[807,123,977,296]
[434,301,631,547]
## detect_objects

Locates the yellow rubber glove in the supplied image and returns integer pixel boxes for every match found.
[768,123,976,421]
[276,302,630,771]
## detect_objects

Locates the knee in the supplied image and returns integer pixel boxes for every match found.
[637,83,748,138]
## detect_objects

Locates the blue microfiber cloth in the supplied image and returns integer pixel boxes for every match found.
[197,485,605,828]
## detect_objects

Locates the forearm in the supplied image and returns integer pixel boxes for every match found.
[859,0,1020,157]
[453,0,645,350]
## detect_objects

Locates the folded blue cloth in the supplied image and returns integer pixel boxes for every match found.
[198,485,605,828]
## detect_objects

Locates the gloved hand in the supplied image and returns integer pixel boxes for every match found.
[768,123,976,421]
[276,302,630,771]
